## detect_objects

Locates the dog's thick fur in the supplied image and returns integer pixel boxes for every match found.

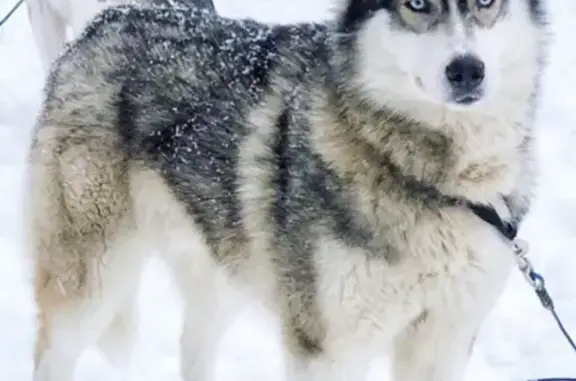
[25,0,215,71]
[27,0,548,380]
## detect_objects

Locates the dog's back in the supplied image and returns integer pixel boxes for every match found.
[26,0,217,72]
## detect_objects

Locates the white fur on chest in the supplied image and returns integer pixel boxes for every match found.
[313,207,514,353]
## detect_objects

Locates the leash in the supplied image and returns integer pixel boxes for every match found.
[468,202,576,381]
[0,0,24,30]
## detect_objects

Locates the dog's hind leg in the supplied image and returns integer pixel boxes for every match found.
[129,168,244,381]
[161,234,241,381]
[97,281,140,380]
[177,275,238,381]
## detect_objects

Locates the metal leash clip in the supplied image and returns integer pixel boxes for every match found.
[512,238,542,290]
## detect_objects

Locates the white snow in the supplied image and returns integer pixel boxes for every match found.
[1,0,575,380]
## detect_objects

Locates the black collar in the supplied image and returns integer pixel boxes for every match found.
[466,201,518,241]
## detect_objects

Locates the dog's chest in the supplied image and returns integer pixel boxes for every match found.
[312,207,514,346]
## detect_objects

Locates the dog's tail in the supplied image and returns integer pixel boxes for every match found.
[26,11,146,375]
[29,28,129,288]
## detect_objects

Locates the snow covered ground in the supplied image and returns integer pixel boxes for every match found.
[1,0,575,380]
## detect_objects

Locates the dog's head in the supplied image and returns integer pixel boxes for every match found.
[336,0,547,117]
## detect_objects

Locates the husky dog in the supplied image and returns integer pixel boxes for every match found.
[25,0,216,71]
[27,0,548,380]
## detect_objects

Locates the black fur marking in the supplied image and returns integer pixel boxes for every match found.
[270,104,377,257]
[456,0,468,14]
[527,0,546,24]
[293,326,323,355]
[270,107,326,357]
[140,100,247,257]
[116,84,137,148]
[272,109,290,227]
[338,0,394,33]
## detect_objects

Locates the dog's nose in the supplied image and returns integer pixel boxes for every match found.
[445,55,485,90]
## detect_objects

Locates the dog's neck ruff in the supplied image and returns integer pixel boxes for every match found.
[280,93,518,240]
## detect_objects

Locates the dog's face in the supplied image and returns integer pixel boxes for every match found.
[340,0,545,115]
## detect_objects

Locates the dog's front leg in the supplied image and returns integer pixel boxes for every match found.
[391,308,482,381]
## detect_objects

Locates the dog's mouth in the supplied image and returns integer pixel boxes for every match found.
[413,76,483,106]
[450,89,483,106]
[453,93,481,105]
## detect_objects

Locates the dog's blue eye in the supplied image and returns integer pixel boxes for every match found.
[476,0,495,8]
[405,0,431,13]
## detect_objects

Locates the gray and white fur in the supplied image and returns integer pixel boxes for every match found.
[26,0,548,380]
